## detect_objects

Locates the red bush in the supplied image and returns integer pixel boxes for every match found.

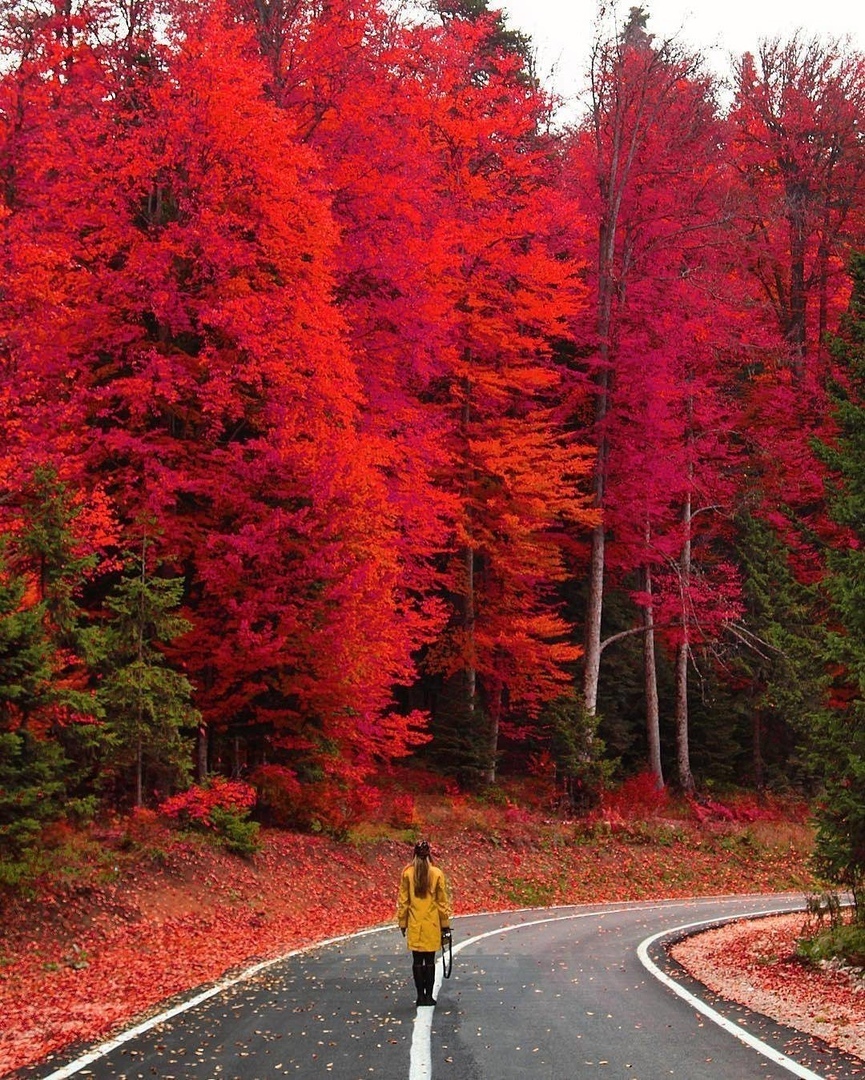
[247,765,303,826]
[602,772,669,820]
[388,792,416,828]
[159,778,257,829]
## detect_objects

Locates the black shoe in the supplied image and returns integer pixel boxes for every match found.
[416,996,425,1006]
[420,995,436,1006]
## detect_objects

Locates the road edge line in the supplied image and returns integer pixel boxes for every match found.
[637,909,825,1080]
[37,924,394,1080]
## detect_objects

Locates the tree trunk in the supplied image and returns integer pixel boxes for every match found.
[197,722,209,782]
[135,732,143,809]
[674,488,695,793]
[583,245,611,716]
[642,560,663,787]
[583,520,606,715]
[483,683,501,786]
[462,384,480,774]
[787,193,807,375]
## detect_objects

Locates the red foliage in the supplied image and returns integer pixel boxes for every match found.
[602,772,670,820]
[0,812,815,1075]
[388,793,416,829]
[246,765,303,826]
[159,779,257,828]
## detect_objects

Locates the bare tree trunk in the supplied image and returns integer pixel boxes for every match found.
[462,386,481,774]
[674,489,695,793]
[483,683,501,785]
[583,519,606,715]
[753,712,765,793]
[466,541,478,748]
[642,560,663,787]
[583,225,612,717]
[197,722,209,782]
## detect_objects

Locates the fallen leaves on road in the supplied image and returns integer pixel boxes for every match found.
[1,821,814,1076]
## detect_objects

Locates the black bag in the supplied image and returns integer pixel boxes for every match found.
[441,927,453,979]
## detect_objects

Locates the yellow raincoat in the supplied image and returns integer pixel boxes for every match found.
[397,862,452,952]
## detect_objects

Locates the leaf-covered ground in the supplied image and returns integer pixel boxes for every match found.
[673,913,865,1066]
[0,800,816,1077]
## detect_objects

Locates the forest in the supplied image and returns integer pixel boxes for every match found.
[0,0,864,904]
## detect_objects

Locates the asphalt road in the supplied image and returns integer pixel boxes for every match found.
[21,894,865,1080]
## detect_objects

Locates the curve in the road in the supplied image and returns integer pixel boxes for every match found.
[410,906,637,1080]
[637,914,825,1080]
[28,895,857,1080]
[408,904,823,1080]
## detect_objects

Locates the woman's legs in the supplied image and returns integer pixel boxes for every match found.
[411,951,426,1003]
[411,950,437,1005]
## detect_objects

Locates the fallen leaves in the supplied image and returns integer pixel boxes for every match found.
[0,822,816,1075]
[672,914,865,1063]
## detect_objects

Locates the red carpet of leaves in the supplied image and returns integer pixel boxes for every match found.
[0,814,818,1076]
[673,913,865,1066]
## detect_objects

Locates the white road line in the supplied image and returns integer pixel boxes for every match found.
[637,909,825,1080]
[34,896,809,1080]
[408,906,636,1080]
[38,925,393,1080]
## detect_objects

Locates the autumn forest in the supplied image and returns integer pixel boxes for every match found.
[1,0,865,894]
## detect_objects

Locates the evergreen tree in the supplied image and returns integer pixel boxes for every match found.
[98,550,199,808]
[17,467,97,653]
[812,251,865,917]
[728,511,828,792]
[8,469,108,798]
[0,540,53,730]
[0,540,73,873]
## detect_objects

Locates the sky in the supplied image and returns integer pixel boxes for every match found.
[498,0,865,111]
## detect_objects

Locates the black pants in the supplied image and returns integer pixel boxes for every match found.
[411,950,436,1000]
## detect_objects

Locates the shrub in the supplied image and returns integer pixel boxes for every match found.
[603,771,669,821]
[159,778,259,855]
[209,805,261,857]
[306,781,383,839]
[159,777,257,826]
[123,806,163,847]
[249,765,385,838]
[247,765,303,827]
[797,922,865,968]
[388,792,416,829]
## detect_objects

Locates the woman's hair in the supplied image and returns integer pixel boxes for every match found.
[413,840,431,898]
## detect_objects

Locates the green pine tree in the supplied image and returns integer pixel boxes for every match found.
[8,469,107,801]
[726,511,828,792]
[17,467,98,654]
[0,540,54,730]
[98,550,199,807]
[0,541,72,873]
[812,251,865,918]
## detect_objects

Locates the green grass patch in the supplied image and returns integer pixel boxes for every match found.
[797,922,865,968]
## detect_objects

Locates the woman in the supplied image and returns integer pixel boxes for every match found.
[397,839,452,1006]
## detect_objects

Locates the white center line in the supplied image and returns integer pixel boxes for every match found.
[408,901,813,1080]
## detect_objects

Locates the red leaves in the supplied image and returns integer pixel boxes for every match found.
[673,914,865,1062]
[0,811,816,1075]
[159,778,257,827]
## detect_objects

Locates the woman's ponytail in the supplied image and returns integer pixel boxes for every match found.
[413,840,432,898]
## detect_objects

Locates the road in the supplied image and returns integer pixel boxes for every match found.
[22,894,865,1080]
